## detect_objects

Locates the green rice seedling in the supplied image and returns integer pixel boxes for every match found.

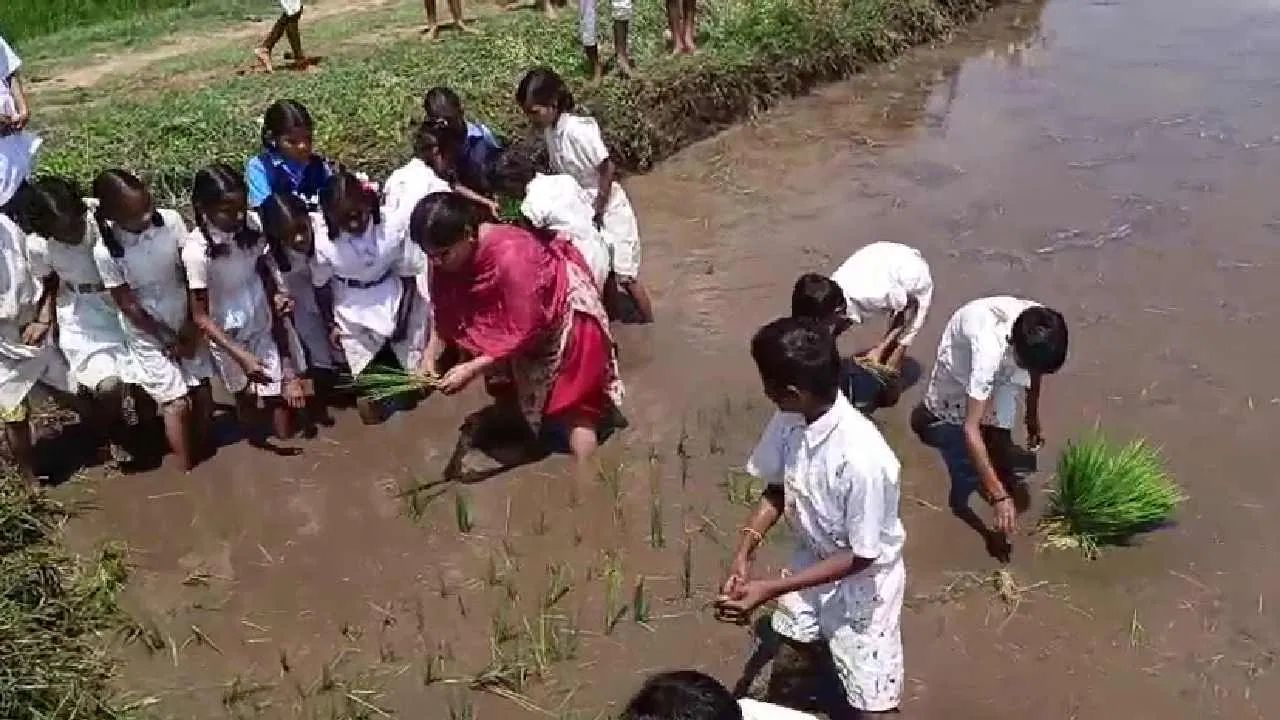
[682,539,694,600]
[347,364,439,402]
[724,469,763,506]
[648,453,665,549]
[1041,434,1185,557]
[532,509,549,536]
[543,562,573,611]
[677,419,691,488]
[498,196,525,224]
[633,576,651,624]
[454,491,474,534]
[602,553,626,634]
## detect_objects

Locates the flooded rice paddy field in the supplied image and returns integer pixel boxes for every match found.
[65,0,1280,717]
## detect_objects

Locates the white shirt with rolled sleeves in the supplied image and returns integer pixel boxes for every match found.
[830,241,933,346]
[544,112,642,279]
[922,296,1038,430]
[522,173,610,289]
[746,394,905,712]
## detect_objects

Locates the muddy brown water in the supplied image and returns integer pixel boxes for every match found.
[63,0,1280,717]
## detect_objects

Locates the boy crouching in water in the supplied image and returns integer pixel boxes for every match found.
[716,317,906,718]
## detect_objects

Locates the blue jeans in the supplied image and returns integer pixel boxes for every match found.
[911,405,1018,512]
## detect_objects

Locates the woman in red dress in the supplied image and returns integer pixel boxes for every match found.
[412,192,622,470]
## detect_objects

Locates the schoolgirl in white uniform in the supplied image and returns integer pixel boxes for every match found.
[15,178,133,463]
[313,172,430,424]
[0,211,71,482]
[184,164,306,443]
[91,170,214,472]
[0,35,39,214]
[516,67,654,322]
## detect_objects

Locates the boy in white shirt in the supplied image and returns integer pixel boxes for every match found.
[716,318,906,718]
[912,296,1068,558]
[791,242,934,374]
[623,670,817,720]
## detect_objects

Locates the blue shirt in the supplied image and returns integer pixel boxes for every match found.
[458,121,503,191]
[245,150,333,209]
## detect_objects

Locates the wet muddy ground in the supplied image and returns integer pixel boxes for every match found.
[63,0,1280,717]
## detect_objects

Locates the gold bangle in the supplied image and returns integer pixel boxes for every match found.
[739,527,764,544]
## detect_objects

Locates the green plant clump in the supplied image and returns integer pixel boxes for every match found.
[0,479,133,718]
[1041,435,1185,557]
[32,0,1001,204]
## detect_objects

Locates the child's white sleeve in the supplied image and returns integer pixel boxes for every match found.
[180,234,209,291]
[745,412,787,487]
[965,333,1004,402]
[570,117,610,168]
[24,234,51,279]
[0,37,20,82]
[843,463,889,561]
[92,243,126,289]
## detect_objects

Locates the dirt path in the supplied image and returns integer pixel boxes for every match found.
[33,0,396,91]
[61,0,1280,717]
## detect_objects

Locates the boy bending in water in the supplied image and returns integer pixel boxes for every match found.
[716,317,906,718]
[912,296,1068,558]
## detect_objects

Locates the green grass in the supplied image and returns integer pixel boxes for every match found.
[30,0,1000,205]
[0,479,135,719]
[7,0,268,49]
[1041,434,1186,557]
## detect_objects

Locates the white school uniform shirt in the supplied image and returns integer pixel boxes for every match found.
[182,220,303,396]
[0,36,40,208]
[522,173,610,288]
[830,242,933,346]
[382,158,452,247]
[93,209,213,404]
[311,220,429,375]
[544,113,643,279]
[280,0,303,15]
[280,245,334,370]
[922,296,1039,429]
[25,213,132,390]
[0,214,71,412]
[747,393,906,713]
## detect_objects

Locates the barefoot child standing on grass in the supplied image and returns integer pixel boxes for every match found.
[665,0,698,54]
[92,170,215,473]
[254,0,309,73]
[423,0,474,39]
[716,317,905,719]
[911,297,1067,558]
[579,0,634,80]
[517,68,653,322]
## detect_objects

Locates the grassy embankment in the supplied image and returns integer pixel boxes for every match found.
[5,0,270,50]
[32,0,1002,203]
[0,480,135,719]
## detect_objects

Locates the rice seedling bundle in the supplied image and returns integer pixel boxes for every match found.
[852,355,901,386]
[497,196,525,224]
[348,364,438,401]
[1041,434,1184,556]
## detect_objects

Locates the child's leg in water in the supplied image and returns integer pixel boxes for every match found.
[160,395,197,472]
[619,276,654,323]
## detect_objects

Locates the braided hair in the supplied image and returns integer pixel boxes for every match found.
[259,191,311,273]
[91,169,163,259]
[191,163,259,259]
[319,171,381,241]
[10,176,88,242]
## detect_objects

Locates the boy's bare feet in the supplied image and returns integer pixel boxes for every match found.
[253,47,275,73]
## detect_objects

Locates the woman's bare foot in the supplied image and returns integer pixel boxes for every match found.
[254,47,274,73]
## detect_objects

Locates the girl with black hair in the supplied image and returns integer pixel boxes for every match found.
[15,177,133,464]
[259,191,336,381]
[245,99,333,210]
[91,169,214,472]
[516,67,654,323]
[314,172,430,424]
[422,86,504,197]
[0,211,72,484]
[183,164,307,443]
[383,120,459,248]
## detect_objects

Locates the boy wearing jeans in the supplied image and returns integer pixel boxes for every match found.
[912,296,1068,558]
[716,318,906,717]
